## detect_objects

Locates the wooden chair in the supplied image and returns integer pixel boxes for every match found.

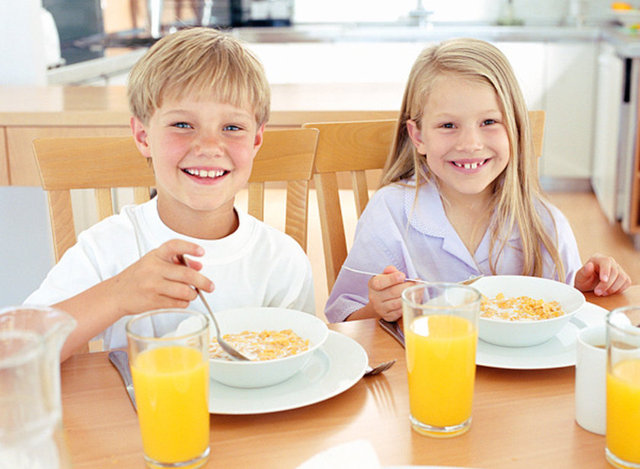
[32,128,319,263]
[303,110,546,292]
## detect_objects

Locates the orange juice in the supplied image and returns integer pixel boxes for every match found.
[606,358,640,465]
[406,315,477,434]
[131,346,209,465]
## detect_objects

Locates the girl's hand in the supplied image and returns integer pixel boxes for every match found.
[574,254,631,296]
[367,265,412,322]
[105,239,214,317]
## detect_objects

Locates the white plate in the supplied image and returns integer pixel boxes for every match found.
[476,302,607,369]
[209,330,368,414]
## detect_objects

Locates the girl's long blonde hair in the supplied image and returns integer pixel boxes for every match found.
[381,38,564,280]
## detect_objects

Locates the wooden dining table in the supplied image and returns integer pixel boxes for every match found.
[60,286,640,468]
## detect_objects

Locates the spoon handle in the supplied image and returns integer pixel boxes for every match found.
[176,254,250,361]
[175,255,218,327]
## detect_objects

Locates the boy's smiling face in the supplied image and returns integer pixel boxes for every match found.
[132,95,264,238]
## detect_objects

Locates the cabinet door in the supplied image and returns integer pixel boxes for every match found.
[6,126,130,186]
[591,43,624,223]
[495,42,546,112]
[543,43,598,179]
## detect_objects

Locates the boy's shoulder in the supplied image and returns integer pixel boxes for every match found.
[80,201,150,236]
[239,209,305,255]
[73,200,157,259]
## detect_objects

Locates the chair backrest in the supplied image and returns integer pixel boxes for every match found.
[245,128,319,251]
[32,128,319,262]
[304,110,546,292]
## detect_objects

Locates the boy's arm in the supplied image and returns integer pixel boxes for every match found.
[56,239,214,361]
[56,279,123,360]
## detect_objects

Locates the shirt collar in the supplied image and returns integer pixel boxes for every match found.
[401,181,519,268]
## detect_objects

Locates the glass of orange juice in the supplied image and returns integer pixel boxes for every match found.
[126,309,210,469]
[401,283,481,438]
[606,306,640,469]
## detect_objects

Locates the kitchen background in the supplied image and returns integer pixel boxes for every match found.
[0,0,638,306]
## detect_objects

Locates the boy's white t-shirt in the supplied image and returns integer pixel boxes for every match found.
[24,198,315,349]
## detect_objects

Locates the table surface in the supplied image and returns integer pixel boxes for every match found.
[60,286,640,469]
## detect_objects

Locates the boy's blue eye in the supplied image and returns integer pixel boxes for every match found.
[223,125,241,131]
[442,123,455,129]
[173,122,192,129]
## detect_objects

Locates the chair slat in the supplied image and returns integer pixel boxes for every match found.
[95,188,114,221]
[351,170,370,217]
[134,187,151,205]
[248,182,265,221]
[313,172,348,291]
[284,180,310,252]
[47,190,76,262]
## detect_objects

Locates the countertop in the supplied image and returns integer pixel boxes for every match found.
[0,83,402,127]
[45,23,640,85]
[230,22,602,44]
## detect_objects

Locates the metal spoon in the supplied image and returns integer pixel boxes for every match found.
[364,359,396,376]
[342,266,483,285]
[177,254,250,361]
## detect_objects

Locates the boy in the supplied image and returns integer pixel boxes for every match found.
[25,28,315,360]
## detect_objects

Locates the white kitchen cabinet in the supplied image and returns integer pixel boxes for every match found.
[591,42,624,223]
[248,41,546,102]
[248,42,425,84]
[542,42,598,179]
[250,40,585,178]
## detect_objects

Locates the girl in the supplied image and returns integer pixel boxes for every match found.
[325,38,630,323]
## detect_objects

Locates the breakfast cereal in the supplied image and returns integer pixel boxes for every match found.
[480,293,565,321]
[209,329,309,361]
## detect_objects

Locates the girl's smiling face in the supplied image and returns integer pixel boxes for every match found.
[131,95,264,235]
[406,74,510,203]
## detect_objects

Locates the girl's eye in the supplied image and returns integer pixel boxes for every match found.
[442,123,455,129]
[482,119,497,126]
[173,122,192,129]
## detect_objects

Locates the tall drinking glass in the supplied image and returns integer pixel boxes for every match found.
[126,309,210,469]
[606,306,640,469]
[402,283,481,438]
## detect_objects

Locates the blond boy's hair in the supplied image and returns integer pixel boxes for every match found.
[382,38,565,280]
[128,27,270,125]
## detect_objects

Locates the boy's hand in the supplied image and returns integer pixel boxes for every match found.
[367,265,411,322]
[574,254,631,296]
[107,239,214,317]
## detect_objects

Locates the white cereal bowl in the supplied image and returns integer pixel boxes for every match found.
[208,307,328,388]
[473,275,585,347]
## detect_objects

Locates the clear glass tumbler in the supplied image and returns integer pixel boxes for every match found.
[606,306,640,469]
[401,283,481,438]
[126,309,210,469]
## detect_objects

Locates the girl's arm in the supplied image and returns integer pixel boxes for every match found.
[574,254,631,296]
[345,266,412,322]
